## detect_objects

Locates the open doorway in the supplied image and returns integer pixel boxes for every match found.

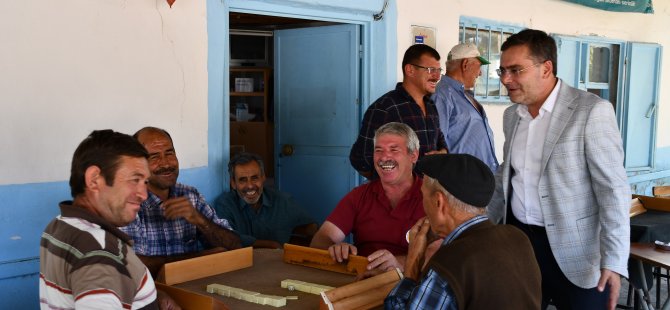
[228,13,361,222]
[228,13,338,180]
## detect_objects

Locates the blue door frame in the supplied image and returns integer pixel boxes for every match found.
[206,0,398,190]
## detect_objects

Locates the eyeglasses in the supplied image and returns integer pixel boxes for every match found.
[411,64,443,75]
[496,62,545,78]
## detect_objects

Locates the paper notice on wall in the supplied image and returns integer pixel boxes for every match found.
[410,25,436,48]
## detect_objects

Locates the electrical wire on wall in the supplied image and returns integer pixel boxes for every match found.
[373,0,389,21]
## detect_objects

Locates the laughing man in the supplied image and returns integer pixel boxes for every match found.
[312,122,426,278]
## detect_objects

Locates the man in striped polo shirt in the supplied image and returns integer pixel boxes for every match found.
[39,130,179,309]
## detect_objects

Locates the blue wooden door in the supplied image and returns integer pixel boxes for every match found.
[622,42,661,170]
[274,24,360,223]
[555,35,582,88]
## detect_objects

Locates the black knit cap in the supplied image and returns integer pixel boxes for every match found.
[416,154,495,208]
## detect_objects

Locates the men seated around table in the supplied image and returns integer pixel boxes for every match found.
[311,122,426,278]
[40,130,180,309]
[214,152,317,249]
[120,126,240,276]
[384,154,541,310]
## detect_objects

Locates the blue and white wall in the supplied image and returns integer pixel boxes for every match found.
[1,0,215,308]
[1,0,393,308]
[2,0,669,308]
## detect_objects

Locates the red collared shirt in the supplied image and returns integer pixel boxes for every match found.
[326,175,425,256]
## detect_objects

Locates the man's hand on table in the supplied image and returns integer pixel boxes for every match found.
[157,289,182,310]
[366,249,403,272]
[327,242,358,263]
[355,250,405,280]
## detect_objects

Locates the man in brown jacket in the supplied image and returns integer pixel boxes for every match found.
[385,154,541,310]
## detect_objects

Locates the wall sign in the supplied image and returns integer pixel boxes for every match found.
[563,0,653,13]
[410,25,436,48]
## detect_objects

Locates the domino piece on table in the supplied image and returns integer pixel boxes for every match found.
[295,282,310,293]
[208,283,288,307]
[243,291,260,303]
[280,279,334,295]
[256,294,270,305]
[230,287,244,300]
[206,283,226,294]
[266,295,287,307]
[281,279,300,288]
[309,284,334,294]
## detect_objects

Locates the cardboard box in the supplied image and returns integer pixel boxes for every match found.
[235,78,254,92]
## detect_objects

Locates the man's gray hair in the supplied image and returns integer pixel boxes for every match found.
[228,152,265,178]
[445,59,463,74]
[373,122,420,154]
[423,175,486,216]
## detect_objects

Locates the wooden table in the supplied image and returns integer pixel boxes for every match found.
[172,248,356,309]
[630,243,670,310]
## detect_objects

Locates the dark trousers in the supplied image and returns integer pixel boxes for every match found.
[507,212,610,310]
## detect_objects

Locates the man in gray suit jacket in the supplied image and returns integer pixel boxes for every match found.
[487,29,630,310]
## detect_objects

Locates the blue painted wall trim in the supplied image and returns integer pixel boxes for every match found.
[0,258,39,281]
[207,0,229,194]
[0,181,69,266]
[628,146,670,184]
[0,167,220,273]
[628,169,670,184]
[1,274,40,310]
[0,166,221,309]
[0,1,399,307]
[229,0,385,20]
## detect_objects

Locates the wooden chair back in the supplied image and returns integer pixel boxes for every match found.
[652,186,670,198]
[630,198,647,217]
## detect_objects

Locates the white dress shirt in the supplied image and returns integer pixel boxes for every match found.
[510,80,561,226]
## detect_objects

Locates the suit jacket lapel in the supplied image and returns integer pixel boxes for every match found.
[541,81,579,173]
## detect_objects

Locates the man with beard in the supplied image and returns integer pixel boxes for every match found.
[214,152,317,248]
[312,122,426,278]
[350,44,448,179]
[121,127,240,276]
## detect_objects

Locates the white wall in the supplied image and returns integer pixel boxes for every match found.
[396,0,670,158]
[5,0,666,184]
[0,0,210,185]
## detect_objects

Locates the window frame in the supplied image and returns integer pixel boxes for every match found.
[555,34,661,171]
[458,17,524,103]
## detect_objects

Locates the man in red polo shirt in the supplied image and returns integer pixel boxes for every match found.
[311,122,425,278]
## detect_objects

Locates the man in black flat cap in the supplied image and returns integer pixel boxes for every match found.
[385,154,541,310]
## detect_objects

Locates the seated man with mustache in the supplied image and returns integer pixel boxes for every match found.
[120,126,241,276]
[214,152,317,249]
[312,122,426,278]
